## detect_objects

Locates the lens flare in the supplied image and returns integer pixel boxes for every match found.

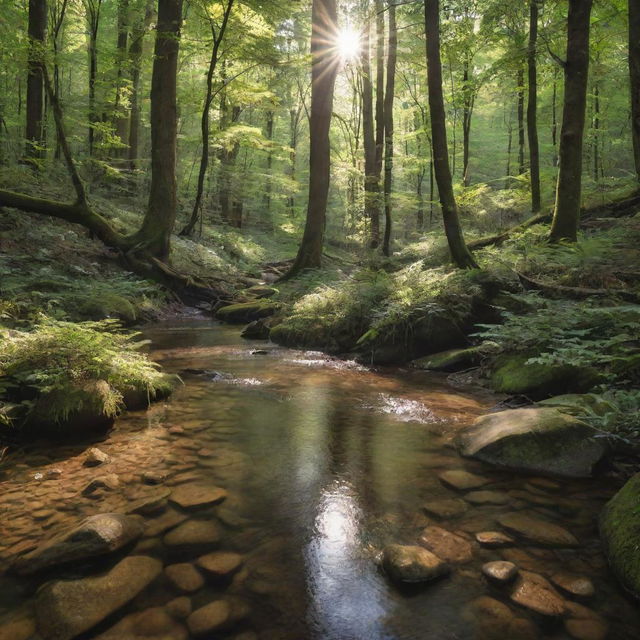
[336,27,361,61]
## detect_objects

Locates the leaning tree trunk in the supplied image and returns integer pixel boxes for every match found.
[630,0,640,181]
[424,0,478,269]
[25,0,47,160]
[527,0,541,212]
[131,0,182,260]
[549,0,593,243]
[382,0,397,257]
[282,0,338,278]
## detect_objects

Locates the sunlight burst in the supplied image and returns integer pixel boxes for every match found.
[335,27,361,61]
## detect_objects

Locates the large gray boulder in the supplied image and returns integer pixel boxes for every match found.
[36,556,162,640]
[457,407,608,477]
[13,513,144,575]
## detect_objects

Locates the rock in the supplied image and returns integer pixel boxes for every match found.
[35,556,162,640]
[411,344,493,372]
[510,571,566,618]
[498,513,579,548]
[197,551,243,579]
[381,544,449,583]
[457,408,607,478]
[599,473,640,598]
[93,606,188,640]
[121,374,178,411]
[564,602,608,640]
[465,490,510,505]
[126,490,171,516]
[144,508,188,537]
[422,498,469,519]
[216,301,280,325]
[439,470,492,491]
[482,561,518,584]
[0,610,36,640]
[45,468,63,480]
[165,563,205,593]
[418,526,474,563]
[169,485,228,511]
[550,572,594,598]
[142,471,167,485]
[463,596,537,640]
[490,354,601,398]
[244,285,278,299]
[81,474,120,495]
[163,519,222,552]
[187,601,232,636]
[83,447,110,467]
[166,597,192,620]
[241,320,271,340]
[537,394,611,417]
[13,513,144,575]
[475,531,515,548]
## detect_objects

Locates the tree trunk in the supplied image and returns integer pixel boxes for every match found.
[552,66,558,165]
[371,0,385,248]
[424,0,477,269]
[462,57,473,187]
[263,109,274,223]
[86,0,102,157]
[593,81,600,181]
[25,0,47,160]
[549,0,593,243]
[282,0,338,278]
[382,0,397,257]
[132,0,182,260]
[112,0,129,159]
[527,0,541,212]
[517,64,525,174]
[630,0,640,180]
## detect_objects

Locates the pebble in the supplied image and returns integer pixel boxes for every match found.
[83,448,110,467]
[481,561,518,584]
[475,531,514,548]
[81,474,120,496]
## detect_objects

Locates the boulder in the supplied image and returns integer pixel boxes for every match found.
[498,513,579,548]
[35,556,162,640]
[490,354,600,399]
[241,319,271,340]
[216,301,280,325]
[457,408,608,477]
[381,544,449,583]
[599,473,640,598]
[411,344,494,372]
[13,513,143,575]
[121,374,179,411]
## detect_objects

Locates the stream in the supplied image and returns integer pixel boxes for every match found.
[0,318,638,640]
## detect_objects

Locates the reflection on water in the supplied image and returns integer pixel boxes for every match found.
[0,319,639,639]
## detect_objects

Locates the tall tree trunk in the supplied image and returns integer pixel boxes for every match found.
[25,0,47,160]
[371,0,385,248]
[86,0,102,157]
[112,0,129,159]
[424,0,477,269]
[552,66,558,165]
[132,0,182,260]
[382,0,397,257]
[505,104,513,188]
[527,0,541,212]
[630,0,640,181]
[219,105,241,225]
[462,57,473,187]
[288,106,298,218]
[593,81,600,181]
[263,109,274,224]
[361,11,380,248]
[180,0,233,236]
[549,0,593,243]
[282,0,338,278]
[51,0,68,160]
[517,64,525,174]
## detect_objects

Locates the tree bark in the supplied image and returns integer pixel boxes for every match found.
[131,0,182,260]
[25,0,47,160]
[371,0,385,248]
[630,0,640,180]
[527,0,541,212]
[424,0,477,269]
[549,0,593,243]
[112,0,129,159]
[85,0,102,157]
[282,0,338,278]
[517,64,525,174]
[263,109,274,223]
[382,1,397,257]
[461,57,473,187]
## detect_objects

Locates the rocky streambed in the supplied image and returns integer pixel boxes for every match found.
[0,320,638,640]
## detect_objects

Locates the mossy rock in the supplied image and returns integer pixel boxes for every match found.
[537,394,612,417]
[120,373,180,411]
[76,293,138,325]
[269,322,350,353]
[216,301,280,324]
[412,343,498,372]
[490,354,601,399]
[241,319,271,340]
[600,473,640,599]
[244,285,278,299]
[457,407,608,477]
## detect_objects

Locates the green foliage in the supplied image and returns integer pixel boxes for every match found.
[580,390,640,446]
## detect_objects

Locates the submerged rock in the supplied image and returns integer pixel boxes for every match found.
[93,607,188,640]
[550,572,595,598]
[35,555,162,640]
[482,560,518,584]
[381,544,449,583]
[418,526,474,563]
[165,563,205,593]
[463,596,538,640]
[439,469,492,491]
[422,498,469,519]
[510,570,566,618]
[163,519,223,552]
[457,407,608,477]
[83,447,110,467]
[498,513,579,548]
[475,531,515,548]
[216,301,280,324]
[13,513,143,575]
[197,551,243,579]
[169,484,228,511]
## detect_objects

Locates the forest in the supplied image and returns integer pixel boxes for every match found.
[0,0,639,638]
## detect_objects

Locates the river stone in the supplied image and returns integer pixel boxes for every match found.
[81,474,120,495]
[163,519,222,551]
[475,531,515,548]
[166,597,192,620]
[169,485,228,511]
[457,408,607,478]
[422,498,469,519]
[197,551,243,578]
[0,610,36,640]
[599,473,640,598]
[550,572,594,598]
[187,600,232,636]
[482,561,518,584]
[35,555,162,640]
[127,489,172,516]
[510,571,566,618]
[439,470,492,491]
[381,544,449,583]
[93,606,188,640]
[465,490,510,506]
[498,513,579,548]
[418,526,474,563]
[145,508,188,537]
[13,513,144,575]
[165,563,205,593]
[83,447,110,467]
[463,596,537,640]
[564,602,608,640]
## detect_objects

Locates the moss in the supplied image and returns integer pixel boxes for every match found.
[537,394,611,416]
[600,473,640,598]
[120,373,179,410]
[412,346,483,372]
[76,292,138,325]
[216,301,281,324]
